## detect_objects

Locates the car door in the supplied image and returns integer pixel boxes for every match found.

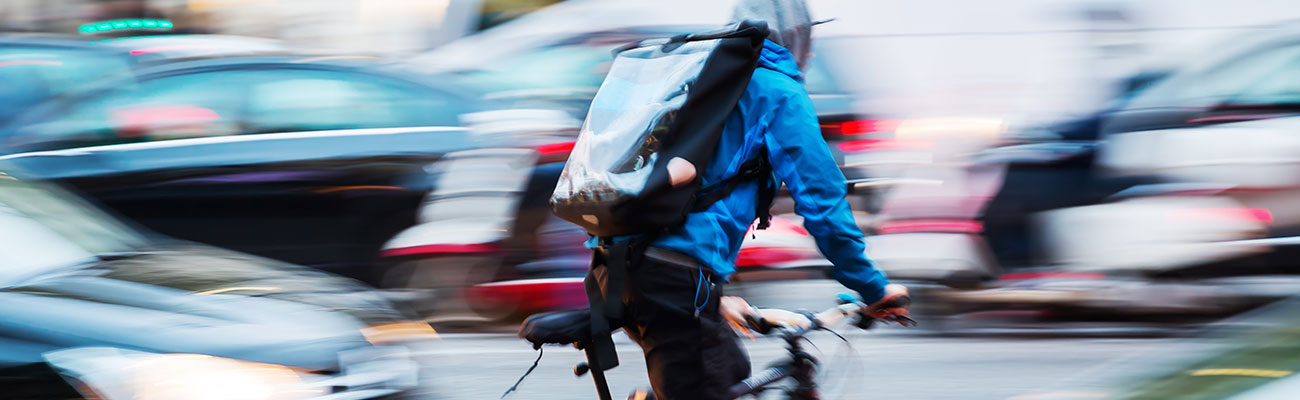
[2,66,477,278]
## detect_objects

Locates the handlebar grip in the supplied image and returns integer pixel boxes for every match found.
[874,295,911,311]
[854,315,876,330]
[857,295,914,329]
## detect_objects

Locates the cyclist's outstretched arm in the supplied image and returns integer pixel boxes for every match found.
[762,89,888,303]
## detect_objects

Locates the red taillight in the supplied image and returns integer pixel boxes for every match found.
[1247,208,1274,224]
[1169,207,1273,225]
[536,141,576,156]
[380,242,501,258]
[878,219,982,234]
[836,138,933,153]
[823,119,900,136]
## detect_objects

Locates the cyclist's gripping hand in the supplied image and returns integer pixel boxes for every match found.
[720,296,758,339]
[866,284,911,320]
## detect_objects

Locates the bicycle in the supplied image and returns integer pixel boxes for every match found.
[511,293,914,400]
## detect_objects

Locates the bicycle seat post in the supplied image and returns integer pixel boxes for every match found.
[583,347,614,400]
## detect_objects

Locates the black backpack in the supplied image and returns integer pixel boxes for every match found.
[551,21,774,237]
[543,23,780,394]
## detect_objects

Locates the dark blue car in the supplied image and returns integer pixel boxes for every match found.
[0,54,576,286]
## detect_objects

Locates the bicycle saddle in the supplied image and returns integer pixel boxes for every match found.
[519,309,593,349]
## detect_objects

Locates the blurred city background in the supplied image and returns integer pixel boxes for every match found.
[5,0,1300,399]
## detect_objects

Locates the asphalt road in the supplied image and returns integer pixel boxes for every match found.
[410,280,1219,399]
[413,331,1211,399]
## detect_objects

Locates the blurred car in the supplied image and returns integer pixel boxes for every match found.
[861,123,1300,332]
[0,35,135,128]
[0,54,577,283]
[863,28,1300,329]
[0,163,432,399]
[1,34,295,134]
[983,24,1300,272]
[418,26,899,211]
[1074,116,1300,275]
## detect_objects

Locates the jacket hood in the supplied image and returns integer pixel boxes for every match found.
[759,39,804,82]
[731,0,813,69]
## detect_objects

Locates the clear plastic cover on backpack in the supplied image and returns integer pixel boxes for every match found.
[552,41,714,207]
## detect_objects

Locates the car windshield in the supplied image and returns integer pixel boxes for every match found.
[802,43,841,95]
[0,45,133,124]
[6,65,472,152]
[1126,31,1300,109]
[0,168,148,286]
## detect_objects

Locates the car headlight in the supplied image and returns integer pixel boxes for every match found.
[131,354,321,400]
[361,321,439,345]
[43,347,324,400]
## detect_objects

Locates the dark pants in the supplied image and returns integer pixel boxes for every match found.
[593,252,751,400]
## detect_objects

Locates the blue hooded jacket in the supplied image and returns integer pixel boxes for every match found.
[650,40,890,303]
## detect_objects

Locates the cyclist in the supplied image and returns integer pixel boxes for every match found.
[589,0,910,399]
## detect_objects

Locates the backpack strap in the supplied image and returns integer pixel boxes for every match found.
[690,152,777,229]
[613,22,770,54]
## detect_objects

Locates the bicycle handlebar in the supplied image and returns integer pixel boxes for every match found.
[742,295,914,337]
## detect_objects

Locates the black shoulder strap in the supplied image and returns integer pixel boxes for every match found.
[690,152,776,229]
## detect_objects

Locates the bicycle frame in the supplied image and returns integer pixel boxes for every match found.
[519,296,911,400]
[725,327,821,399]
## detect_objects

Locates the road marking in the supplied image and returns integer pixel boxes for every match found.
[1190,368,1292,378]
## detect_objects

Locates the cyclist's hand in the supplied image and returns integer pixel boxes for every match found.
[720,296,757,339]
[866,284,911,321]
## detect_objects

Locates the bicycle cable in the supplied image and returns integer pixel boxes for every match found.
[822,327,850,345]
[501,348,544,399]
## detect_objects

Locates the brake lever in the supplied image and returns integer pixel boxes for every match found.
[855,314,917,329]
[744,312,774,335]
[891,315,918,327]
[842,292,917,328]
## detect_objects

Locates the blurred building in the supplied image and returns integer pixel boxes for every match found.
[0,0,538,54]
[0,0,94,32]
